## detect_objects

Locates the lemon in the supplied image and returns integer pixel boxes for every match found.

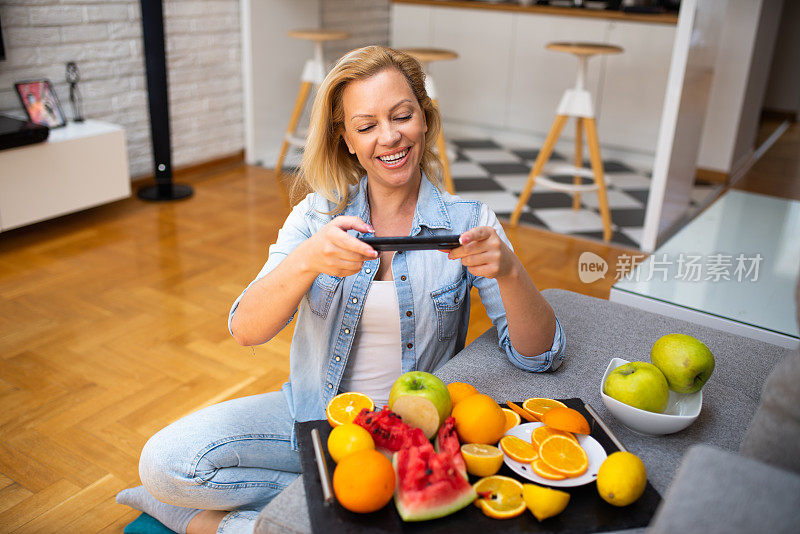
[522,483,570,521]
[473,475,526,519]
[596,451,647,506]
[327,423,374,463]
[460,443,504,477]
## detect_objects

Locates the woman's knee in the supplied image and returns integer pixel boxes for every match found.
[139,427,197,504]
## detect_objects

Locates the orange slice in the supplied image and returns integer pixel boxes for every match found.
[499,435,539,463]
[502,408,521,432]
[531,426,578,448]
[506,401,538,422]
[473,475,526,519]
[538,435,589,478]
[326,392,374,427]
[522,398,567,421]
[541,407,591,435]
[531,459,567,480]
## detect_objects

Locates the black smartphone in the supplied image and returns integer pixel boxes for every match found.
[359,234,462,251]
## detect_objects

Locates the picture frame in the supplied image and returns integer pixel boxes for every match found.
[14,79,66,128]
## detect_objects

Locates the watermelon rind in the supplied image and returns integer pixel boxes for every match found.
[394,484,477,522]
[392,449,478,522]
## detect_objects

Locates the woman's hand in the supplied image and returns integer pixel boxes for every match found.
[445,226,518,279]
[299,216,378,277]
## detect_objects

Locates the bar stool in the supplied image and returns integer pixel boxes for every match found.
[510,42,623,242]
[275,29,350,204]
[398,47,458,194]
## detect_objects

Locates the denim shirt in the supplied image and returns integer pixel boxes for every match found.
[229,176,565,449]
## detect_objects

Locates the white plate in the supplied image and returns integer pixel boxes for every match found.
[503,422,607,487]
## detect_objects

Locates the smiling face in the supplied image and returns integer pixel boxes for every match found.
[341,68,428,191]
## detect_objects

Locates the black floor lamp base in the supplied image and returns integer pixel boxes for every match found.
[137,183,194,201]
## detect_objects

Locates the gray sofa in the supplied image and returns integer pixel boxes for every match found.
[255,288,799,533]
[648,347,800,533]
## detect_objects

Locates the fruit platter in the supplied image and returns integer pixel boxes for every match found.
[297,373,662,533]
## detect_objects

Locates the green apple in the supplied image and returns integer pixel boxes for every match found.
[389,371,452,439]
[651,333,715,394]
[603,362,669,413]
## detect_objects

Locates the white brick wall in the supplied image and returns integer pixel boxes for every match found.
[321,0,390,64]
[0,0,244,179]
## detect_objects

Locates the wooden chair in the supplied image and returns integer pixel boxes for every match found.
[510,42,623,242]
[275,29,350,205]
[398,47,458,194]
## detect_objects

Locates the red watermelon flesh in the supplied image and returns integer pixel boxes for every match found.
[393,440,477,522]
[434,416,468,480]
[353,407,428,453]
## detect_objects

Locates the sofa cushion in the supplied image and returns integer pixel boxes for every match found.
[740,352,800,475]
[647,444,800,534]
[253,478,309,534]
[741,266,800,473]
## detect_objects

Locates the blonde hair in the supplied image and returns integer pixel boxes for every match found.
[293,46,443,213]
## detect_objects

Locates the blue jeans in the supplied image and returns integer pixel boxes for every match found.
[139,391,301,533]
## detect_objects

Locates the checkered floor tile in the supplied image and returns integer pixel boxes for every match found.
[448,137,719,249]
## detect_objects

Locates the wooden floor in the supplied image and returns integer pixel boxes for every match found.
[734,119,800,202]
[0,163,638,532]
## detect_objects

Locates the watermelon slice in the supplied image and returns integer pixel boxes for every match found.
[434,416,468,480]
[353,407,428,453]
[393,440,477,522]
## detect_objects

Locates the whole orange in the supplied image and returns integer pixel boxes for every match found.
[451,393,506,445]
[332,449,395,513]
[447,382,479,405]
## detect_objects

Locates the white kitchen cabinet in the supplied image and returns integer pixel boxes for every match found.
[0,120,130,231]
[390,3,433,48]
[599,21,675,153]
[429,7,515,127]
[507,15,607,138]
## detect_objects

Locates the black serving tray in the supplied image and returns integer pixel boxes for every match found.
[296,398,661,533]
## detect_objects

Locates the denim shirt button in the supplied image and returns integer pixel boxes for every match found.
[400,275,407,281]
[365,268,371,274]
[407,343,413,349]
[351,297,358,304]
[327,383,333,389]
[344,328,350,334]
[454,296,459,303]
[335,356,341,362]
[406,311,412,317]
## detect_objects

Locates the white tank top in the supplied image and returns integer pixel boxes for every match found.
[338,281,402,408]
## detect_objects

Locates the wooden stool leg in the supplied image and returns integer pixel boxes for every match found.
[511,114,568,226]
[436,131,454,194]
[584,117,613,242]
[275,81,313,204]
[432,100,454,194]
[573,117,583,210]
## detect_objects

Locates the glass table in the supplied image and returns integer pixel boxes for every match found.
[610,190,799,350]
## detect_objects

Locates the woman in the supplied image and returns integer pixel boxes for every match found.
[117,46,564,534]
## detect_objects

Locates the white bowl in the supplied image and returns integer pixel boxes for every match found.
[600,357,702,435]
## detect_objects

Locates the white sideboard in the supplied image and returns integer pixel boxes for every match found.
[0,120,131,232]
